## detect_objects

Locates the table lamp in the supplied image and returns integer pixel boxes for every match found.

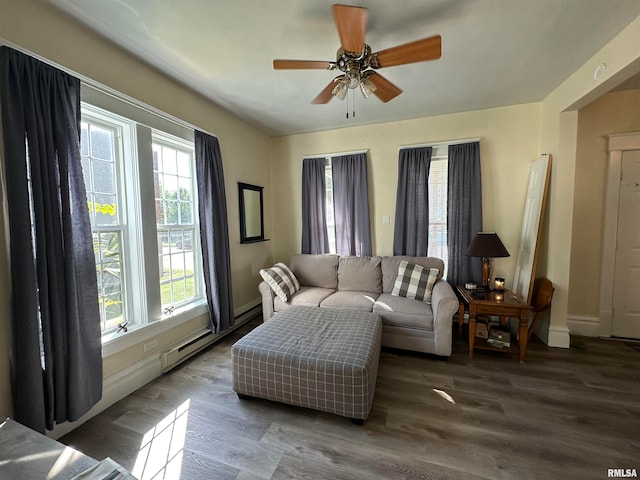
[465,232,510,289]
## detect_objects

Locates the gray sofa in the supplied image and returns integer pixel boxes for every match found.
[258,254,459,356]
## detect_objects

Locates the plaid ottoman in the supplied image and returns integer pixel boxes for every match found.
[231,307,382,421]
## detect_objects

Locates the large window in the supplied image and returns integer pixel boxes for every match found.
[80,103,203,335]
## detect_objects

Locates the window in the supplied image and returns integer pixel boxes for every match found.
[80,102,204,336]
[428,157,448,271]
[81,111,129,332]
[153,137,200,312]
[324,159,336,254]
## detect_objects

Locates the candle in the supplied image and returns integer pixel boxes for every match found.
[494,277,505,291]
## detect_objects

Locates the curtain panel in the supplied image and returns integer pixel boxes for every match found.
[194,130,235,334]
[447,141,483,286]
[301,157,330,254]
[0,46,102,432]
[393,146,432,256]
[331,153,372,256]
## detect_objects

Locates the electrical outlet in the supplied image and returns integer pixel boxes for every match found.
[144,339,158,352]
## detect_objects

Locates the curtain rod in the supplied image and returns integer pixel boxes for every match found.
[0,37,218,140]
[398,137,481,150]
[303,149,369,159]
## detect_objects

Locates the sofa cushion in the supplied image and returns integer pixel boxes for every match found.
[320,291,378,311]
[382,256,444,293]
[338,256,382,293]
[259,262,300,302]
[391,261,438,304]
[291,254,339,289]
[373,293,434,330]
[274,286,335,311]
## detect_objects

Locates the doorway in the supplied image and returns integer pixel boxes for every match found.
[602,133,640,339]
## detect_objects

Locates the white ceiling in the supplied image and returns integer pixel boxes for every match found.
[49,0,640,137]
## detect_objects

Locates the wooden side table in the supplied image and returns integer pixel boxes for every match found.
[456,286,532,363]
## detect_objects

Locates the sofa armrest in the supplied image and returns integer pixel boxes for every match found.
[430,280,459,356]
[258,281,275,321]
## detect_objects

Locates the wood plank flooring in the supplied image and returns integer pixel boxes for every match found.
[61,320,640,480]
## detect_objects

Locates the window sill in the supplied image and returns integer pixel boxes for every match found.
[101,300,209,358]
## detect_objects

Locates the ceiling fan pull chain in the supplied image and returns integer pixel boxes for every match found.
[352,89,356,118]
[346,89,349,119]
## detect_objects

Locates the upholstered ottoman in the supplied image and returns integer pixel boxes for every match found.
[231,307,382,422]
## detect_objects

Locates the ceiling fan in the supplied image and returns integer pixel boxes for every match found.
[273,4,442,105]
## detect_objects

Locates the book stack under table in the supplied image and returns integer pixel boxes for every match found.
[487,328,511,348]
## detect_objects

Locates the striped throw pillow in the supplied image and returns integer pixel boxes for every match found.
[259,262,300,303]
[391,260,439,304]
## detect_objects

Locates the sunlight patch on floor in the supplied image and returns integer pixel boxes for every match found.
[132,399,190,480]
[433,388,456,404]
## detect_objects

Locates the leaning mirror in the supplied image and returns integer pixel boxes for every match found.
[238,182,266,243]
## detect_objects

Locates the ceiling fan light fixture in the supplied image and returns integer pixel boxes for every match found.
[346,69,360,89]
[332,78,348,100]
[360,76,376,98]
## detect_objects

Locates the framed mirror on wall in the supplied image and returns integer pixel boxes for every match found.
[238,182,267,243]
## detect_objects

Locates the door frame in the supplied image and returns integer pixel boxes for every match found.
[600,132,640,337]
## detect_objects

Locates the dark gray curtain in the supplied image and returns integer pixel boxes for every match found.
[447,141,483,286]
[194,130,234,334]
[301,157,329,254]
[0,46,102,432]
[331,153,372,256]
[393,146,432,256]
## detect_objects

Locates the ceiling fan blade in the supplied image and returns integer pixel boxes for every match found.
[372,35,441,68]
[367,72,402,102]
[311,79,338,104]
[332,4,367,54]
[273,59,335,70]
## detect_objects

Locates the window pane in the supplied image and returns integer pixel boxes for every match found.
[93,230,125,332]
[92,159,115,194]
[94,193,118,226]
[81,123,89,157]
[90,125,114,161]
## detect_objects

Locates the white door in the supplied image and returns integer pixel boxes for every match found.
[612,149,640,338]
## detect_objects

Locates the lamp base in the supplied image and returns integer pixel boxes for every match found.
[481,257,492,289]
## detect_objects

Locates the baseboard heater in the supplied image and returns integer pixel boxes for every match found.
[160,304,261,373]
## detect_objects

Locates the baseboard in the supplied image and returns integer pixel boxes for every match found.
[567,314,601,337]
[49,298,262,439]
[49,353,161,440]
[547,325,571,348]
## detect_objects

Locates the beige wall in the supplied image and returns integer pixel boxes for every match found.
[538,15,640,346]
[272,103,541,281]
[0,0,272,420]
[569,89,640,316]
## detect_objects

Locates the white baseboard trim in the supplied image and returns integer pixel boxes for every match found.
[49,298,262,440]
[567,314,601,337]
[547,325,571,348]
[50,353,162,440]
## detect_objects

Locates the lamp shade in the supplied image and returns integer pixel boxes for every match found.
[465,232,510,258]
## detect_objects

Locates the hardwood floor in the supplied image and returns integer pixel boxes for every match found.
[61,320,640,480]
